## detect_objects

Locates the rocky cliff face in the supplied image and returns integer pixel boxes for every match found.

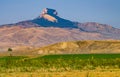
[0,8,120,51]
[39,8,58,22]
[41,8,58,17]
[32,8,77,28]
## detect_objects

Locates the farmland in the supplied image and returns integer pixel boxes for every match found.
[0,54,120,77]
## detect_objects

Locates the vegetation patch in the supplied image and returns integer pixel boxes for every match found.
[0,54,120,73]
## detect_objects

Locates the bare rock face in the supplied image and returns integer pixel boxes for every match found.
[41,8,58,17]
[39,8,58,22]
[32,8,77,28]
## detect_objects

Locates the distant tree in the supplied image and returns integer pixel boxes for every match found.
[8,48,12,56]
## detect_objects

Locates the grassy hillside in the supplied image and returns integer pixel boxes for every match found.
[37,40,120,54]
[1,40,120,56]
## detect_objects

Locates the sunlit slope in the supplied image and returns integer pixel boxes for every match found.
[1,40,120,56]
[37,40,120,54]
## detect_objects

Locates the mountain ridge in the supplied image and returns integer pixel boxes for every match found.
[0,8,120,51]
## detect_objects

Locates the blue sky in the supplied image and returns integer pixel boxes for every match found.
[0,0,120,28]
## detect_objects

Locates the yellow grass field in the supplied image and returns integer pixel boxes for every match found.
[0,70,120,77]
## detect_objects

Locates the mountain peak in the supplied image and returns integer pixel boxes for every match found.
[40,8,58,17]
[32,8,76,28]
[38,8,58,22]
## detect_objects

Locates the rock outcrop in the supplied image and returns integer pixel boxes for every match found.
[32,8,77,28]
[40,8,58,17]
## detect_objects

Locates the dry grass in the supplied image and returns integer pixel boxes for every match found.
[0,70,120,77]
[37,40,120,54]
[1,40,120,56]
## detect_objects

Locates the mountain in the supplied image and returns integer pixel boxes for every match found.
[32,8,77,28]
[0,8,120,51]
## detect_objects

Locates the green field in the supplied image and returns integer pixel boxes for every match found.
[0,54,120,73]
